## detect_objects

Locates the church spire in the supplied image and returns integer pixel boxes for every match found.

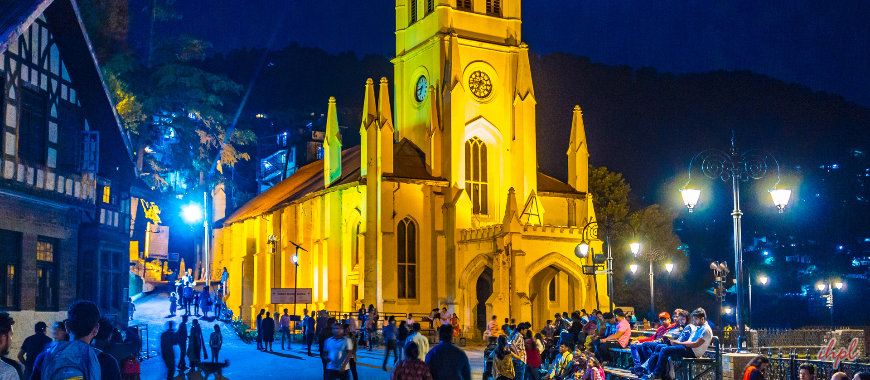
[427,84,442,177]
[445,32,463,93]
[323,97,342,186]
[378,77,394,174]
[567,105,589,192]
[515,42,535,100]
[360,78,378,176]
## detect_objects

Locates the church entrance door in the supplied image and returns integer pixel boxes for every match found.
[475,267,493,336]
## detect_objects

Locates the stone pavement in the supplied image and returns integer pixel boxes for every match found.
[132,293,487,380]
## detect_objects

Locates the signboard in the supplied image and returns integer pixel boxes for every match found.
[147,225,169,260]
[271,288,312,304]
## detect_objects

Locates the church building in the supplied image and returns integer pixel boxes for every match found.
[214,0,608,336]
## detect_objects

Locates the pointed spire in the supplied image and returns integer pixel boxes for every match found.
[502,187,520,226]
[362,78,378,131]
[567,105,589,192]
[323,97,342,186]
[446,33,463,92]
[427,84,442,177]
[515,42,535,100]
[379,77,394,173]
[521,189,544,226]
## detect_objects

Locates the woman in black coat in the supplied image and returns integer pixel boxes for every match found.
[187,319,208,370]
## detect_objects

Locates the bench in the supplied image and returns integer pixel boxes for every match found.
[603,336,721,380]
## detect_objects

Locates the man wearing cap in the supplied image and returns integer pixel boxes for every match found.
[631,312,675,372]
[19,321,52,380]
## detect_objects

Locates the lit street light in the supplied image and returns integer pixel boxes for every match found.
[630,264,639,274]
[759,276,769,285]
[680,136,791,350]
[181,198,209,283]
[665,262,674,273]
[577,221,640,311]
[749,273,769,327]
[818,280,845,330]
[725,306,733,315]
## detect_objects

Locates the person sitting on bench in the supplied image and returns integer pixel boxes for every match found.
[640,308,712,380]
[631,309,687,375]
[597,308,631,365]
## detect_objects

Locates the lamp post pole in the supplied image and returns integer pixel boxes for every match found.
[681,137,791,350]
[289,241,307,344]
[577,221,639,312]
[649,258,654,318]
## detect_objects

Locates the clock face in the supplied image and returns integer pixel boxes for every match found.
[415,76,428,102]
[468,70,493,99]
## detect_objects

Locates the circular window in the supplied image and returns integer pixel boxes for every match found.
[468,70,492,99]
[415,75,428,102]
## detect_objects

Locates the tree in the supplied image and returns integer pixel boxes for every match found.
[588,165,631,223]
[79,1,255,192]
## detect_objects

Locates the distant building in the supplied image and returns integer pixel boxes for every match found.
[256,113,335,193]
[0,0,136,344]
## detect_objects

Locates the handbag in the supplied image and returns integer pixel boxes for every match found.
[120,357,140,375]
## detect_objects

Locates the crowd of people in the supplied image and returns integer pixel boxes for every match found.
[0,300,142,380]
[171,269,224,319]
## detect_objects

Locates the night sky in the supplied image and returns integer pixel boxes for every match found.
[141,0,870,108]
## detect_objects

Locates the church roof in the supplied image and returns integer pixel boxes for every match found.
[224,138,443,225]
[537,172,584,195]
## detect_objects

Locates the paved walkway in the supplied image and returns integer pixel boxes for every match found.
[133,292,487,380]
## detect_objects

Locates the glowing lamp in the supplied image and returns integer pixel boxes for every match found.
[817,283,826,291]
[725,306,733,315]
[576,242,590,258]
[630,242,640,255]
[665,262,674,273]
[630,264,638,274]
[181,203,203,224]
[680,187,701,212]
[769,188,792,213]
[835,282,843,290]
[759,276,769,285]
[292,254,299,264]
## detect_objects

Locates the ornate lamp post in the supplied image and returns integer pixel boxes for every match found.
[577,221,639,311]
[630,248,672,320]
[680,137,791,350]
[817,281,844,331]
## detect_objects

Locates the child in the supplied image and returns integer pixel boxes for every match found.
[169,292,178,316]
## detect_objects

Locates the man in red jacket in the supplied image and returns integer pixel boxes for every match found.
[630,312,676,373]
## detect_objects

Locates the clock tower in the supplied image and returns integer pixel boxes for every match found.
[393,0,539,222]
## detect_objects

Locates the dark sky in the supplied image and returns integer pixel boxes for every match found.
[143,0,870,108]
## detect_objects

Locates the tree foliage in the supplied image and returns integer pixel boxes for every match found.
[588,165,631,223]
[79,0,255,192]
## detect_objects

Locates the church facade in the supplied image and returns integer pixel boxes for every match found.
[214,0,608,336]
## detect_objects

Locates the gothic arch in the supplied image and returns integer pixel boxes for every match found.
[459,253,493,290]
[465,116,504,148]
[525,252,585,282]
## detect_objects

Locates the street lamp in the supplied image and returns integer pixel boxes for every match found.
[578,220,640,311]
[818,280,844,331]
[759,276,769,285]
[749,273,769,328]
[665,263,674,273]
[181,200,209,283]
[630,264,639,274]
[725,306,733,315]
[680,136,791,350]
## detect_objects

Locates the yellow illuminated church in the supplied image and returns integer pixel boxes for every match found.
[213,0,608,336]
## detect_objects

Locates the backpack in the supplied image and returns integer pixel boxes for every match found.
[40,342,98,380]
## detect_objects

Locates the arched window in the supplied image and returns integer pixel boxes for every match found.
[457,0,473,11]
[465,137,488,214]
[486,0,501,15]
[397,218,417,299]
[410,0,418,23]
[351,222,361,267]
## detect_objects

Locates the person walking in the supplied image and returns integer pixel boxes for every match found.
[262,312,276,352]
[183,285,193,315]
[508,322,529,380]
[397,321,410,362]
[343,324,360,380]
[33,301,102,380]
[199,287,212,318]
[193,291,201,316]
[304,311,316,356]
[425,325,471,380]
[451,313,460,338]
[490,335,521,380]
[325,322,353,380]
[160,322,178,380]
[281,309,293,350]
[256,309,265,350]
[319,318,337,375]
[187,319,207,371]
[391,342,433,380]
[383,316,399,371]
[169,292,178,317]
[408,323,430,360]
[176,316,189,370]
[18,321,52,380]
[128,298,136,321]
[209,325,222,362]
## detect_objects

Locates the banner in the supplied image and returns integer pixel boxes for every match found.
[271,288,312,304]
[148,225,169,259]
